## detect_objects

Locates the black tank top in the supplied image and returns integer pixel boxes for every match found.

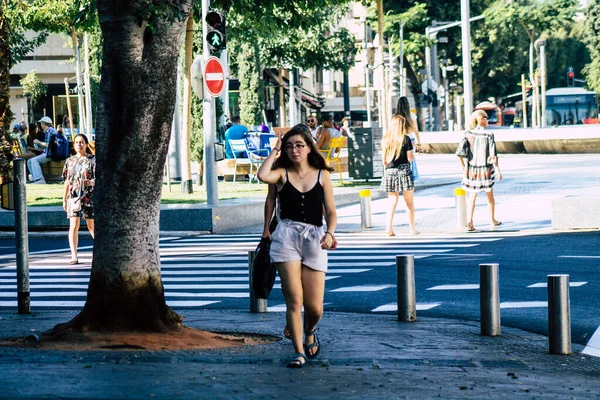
[278,169,324,227]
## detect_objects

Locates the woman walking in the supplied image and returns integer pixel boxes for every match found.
[456,110,502,231]
[257,124,337,368]
[380,114,418,236]
[62,134,96,264]
[395,96,421,180]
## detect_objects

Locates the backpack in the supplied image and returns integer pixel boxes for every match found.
[47,132,70,161]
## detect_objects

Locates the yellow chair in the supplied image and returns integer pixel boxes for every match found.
[319,137,345,185]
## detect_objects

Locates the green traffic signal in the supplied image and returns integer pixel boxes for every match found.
[206,10,226,52]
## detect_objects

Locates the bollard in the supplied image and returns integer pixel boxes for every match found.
[359,189,372,228]
[454,188,467,230]
[13,159,30,314]
[548,274,571,355]
[248,250,267,313]
[480,263,500,336]
[396,255,416,322]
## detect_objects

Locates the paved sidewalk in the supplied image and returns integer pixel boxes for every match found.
[1,309,599,399]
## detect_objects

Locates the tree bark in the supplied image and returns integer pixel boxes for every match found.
[56,0,193,333]
[0,7,14,183]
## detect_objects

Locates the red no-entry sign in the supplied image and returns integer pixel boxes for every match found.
[204,56,225,97]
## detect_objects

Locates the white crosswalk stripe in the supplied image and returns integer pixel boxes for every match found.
[0,232,499,310]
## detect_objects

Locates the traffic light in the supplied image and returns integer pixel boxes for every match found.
[205,10,226,52]
[567,67,575,87]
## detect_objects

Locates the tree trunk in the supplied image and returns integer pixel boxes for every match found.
[0,7,14,184]
[56,0,193,333]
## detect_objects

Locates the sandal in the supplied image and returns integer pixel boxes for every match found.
[466,224,475,232]
[70,259,79,265]
[304,328,320,359]
[287,353,306,368]
[386,231,395,237]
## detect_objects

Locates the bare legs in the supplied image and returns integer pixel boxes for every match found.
[68,218,80,262]
[402,189,419,234]
[386,190,418,235]
[385,192,399,235]
[467,189,500,230]
[68,218,95,262]
[277,261,325,359]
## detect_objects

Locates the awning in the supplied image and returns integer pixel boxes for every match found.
[321,97,367,112]
[264,69,324,110]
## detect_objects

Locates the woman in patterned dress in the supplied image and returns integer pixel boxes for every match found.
[380,114,419,236]
[456,110,503,231]
[62,134,96,264]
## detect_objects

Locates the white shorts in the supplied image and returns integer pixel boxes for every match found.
[270,219,327,272]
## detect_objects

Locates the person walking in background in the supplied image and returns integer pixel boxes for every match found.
[27,116,56,184]
[456,110,502,232]
[339,117,351,137]
[380,114,419,236]
[62,134,96,264]
[257,124,337,368]
[395,96,422,180]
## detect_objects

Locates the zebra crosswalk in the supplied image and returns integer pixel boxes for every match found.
[0,233,501,310]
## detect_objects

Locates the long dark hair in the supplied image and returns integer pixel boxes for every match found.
[395,96,417,132]
[277,124,333,172]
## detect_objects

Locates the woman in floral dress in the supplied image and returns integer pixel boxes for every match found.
[456,110,503,231]
[62,134,96,264]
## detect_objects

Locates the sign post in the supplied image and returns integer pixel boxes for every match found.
[204,56,225,98]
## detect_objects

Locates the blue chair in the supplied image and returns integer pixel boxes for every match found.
[228,139,267,187]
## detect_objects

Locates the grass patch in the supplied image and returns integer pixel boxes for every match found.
[25,179,378,207]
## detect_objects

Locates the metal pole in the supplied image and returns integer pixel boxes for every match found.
[425,27,433,131]
[396,255,416,322]
[399,22,404,97]
[454,188,467,229]
[63,78,75,141]
[13,159,30,314]
[540,44,547,128]
[480,263,500,336]
[202,0,218,206]
[548,274,571,355]
[359,189,372,228]
[72,28,86,137]
[289,68,296,126]
[83,34,93,138]
[364,18,372,127]
[521,74,528,129]
[460,0,473,122]
[456,94,463,130]
[181,16,194,194]
[377,0,388,134]
[248,250,267,313]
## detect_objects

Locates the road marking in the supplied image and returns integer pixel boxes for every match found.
[327,269,371,273]
[559,256,600,259]
[0,300,219,308]
[0,291,249,299]
[330,285,395,292]
[371,303,441,312]
[500,301,547,309]
[266,303,333,312]
[527,282,587,288]
[582,326,600,357]
[426,284,479,290]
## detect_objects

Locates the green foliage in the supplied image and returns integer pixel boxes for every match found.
[583,1,600,92]
[190,92,204,162]
[477,0,582,99]
[20,71,48,107]
[238,42,264,126]
[214,0,357,72]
